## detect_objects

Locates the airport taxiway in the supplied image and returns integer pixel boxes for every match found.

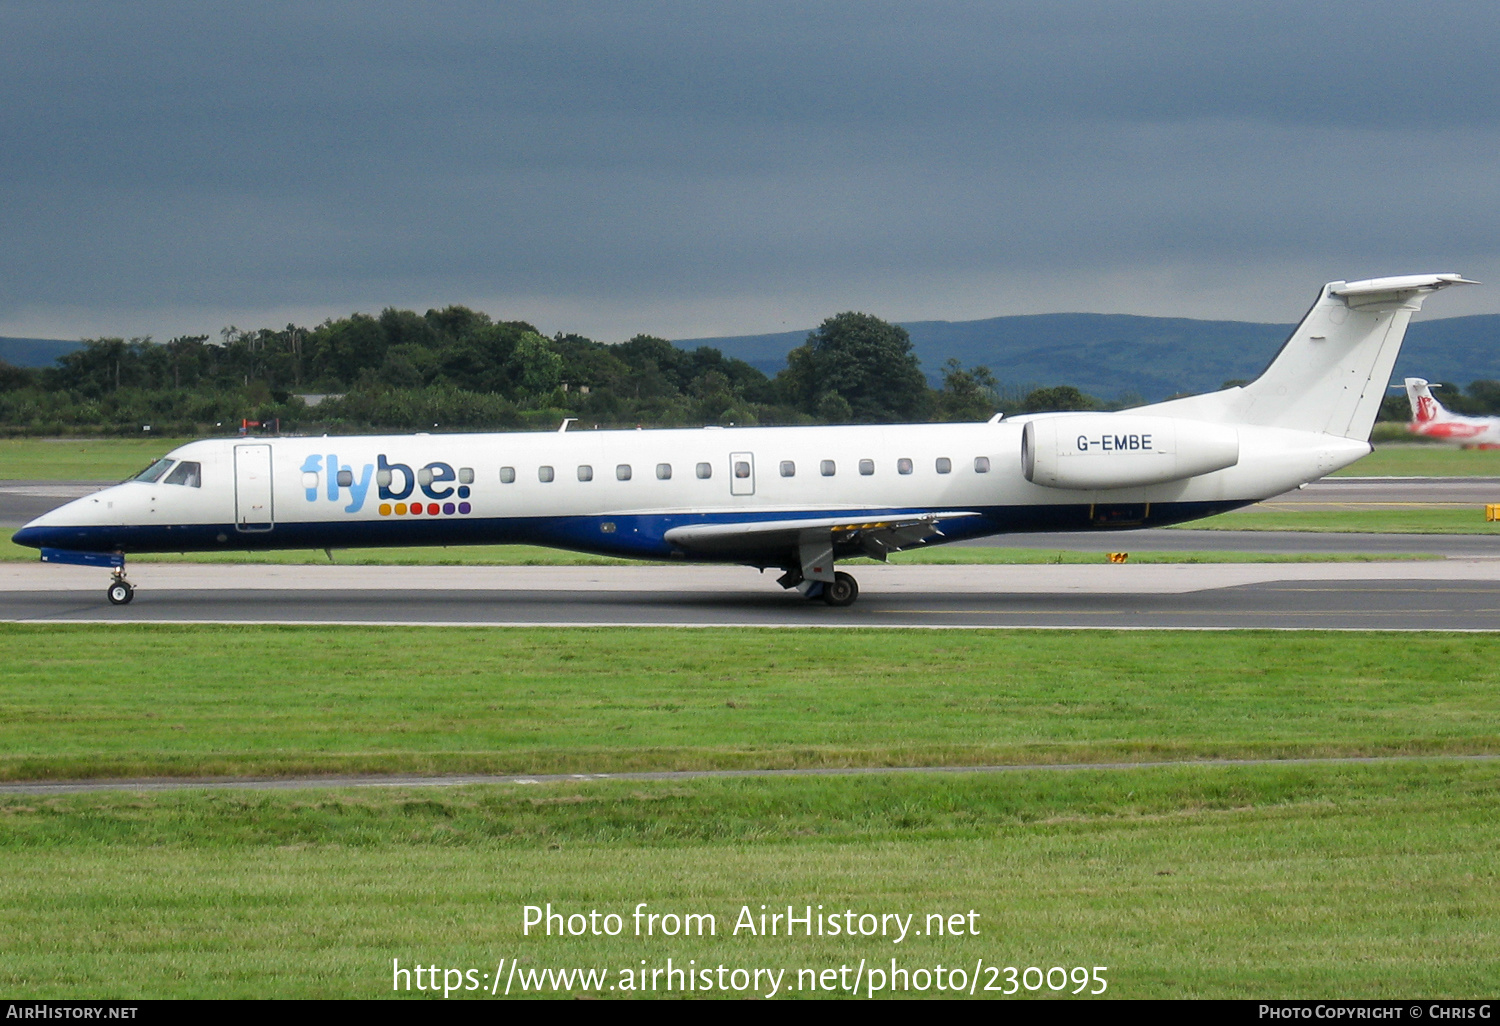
[5,560,1500,630]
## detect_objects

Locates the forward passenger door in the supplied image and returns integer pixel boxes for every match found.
[234,444,274,532]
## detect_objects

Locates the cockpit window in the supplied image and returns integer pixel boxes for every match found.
[163,461,201,488]
[134,457,174,483]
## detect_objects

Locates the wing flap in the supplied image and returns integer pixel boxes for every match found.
[663,512,981,558]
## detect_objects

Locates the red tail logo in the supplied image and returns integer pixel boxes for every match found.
[1417,395,1437,422]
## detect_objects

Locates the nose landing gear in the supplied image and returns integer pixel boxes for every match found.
[107,568,135,605]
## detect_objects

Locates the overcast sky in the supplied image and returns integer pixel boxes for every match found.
[1,0,1496,343]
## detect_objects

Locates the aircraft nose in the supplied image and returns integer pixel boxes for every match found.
[12,521,43,549]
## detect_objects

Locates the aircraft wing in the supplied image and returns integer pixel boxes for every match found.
[663,511,982,561]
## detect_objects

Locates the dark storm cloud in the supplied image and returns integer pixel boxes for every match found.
[1,0,1496,336]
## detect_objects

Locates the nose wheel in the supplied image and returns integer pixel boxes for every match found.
[107,569,135,605]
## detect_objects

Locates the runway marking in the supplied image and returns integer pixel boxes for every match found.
[3,753,1496,795]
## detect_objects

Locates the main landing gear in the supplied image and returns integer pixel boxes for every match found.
[777,529,862,606]
[820,571,859,607]
[106,567,135,605]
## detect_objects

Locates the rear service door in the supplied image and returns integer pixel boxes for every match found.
[729,452,755,496]
[234,444,274,532]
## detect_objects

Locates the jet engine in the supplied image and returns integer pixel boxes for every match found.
[1022,414,1239,490]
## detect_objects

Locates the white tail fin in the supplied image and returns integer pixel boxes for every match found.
[1403,377,1449,424]
[1139,273,1477,438]
[1238,274,1477,438]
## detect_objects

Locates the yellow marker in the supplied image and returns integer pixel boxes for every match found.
[1108,552,1129,563]
[1487,504,1500,522]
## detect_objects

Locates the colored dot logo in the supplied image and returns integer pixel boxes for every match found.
[378,501,472,516]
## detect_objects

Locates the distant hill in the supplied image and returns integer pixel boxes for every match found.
[677,313,1500,402]
[0,337,81,367]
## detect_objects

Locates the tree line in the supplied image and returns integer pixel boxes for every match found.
[0,304,1471,435]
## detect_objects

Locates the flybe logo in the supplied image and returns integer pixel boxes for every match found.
[299,454,475,516]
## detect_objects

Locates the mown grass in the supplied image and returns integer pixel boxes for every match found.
[0,436,194,480]
[1333,443,1500,478]
[1,761,1498,998]
[1183,506,1499,534]
[2,626,1497,781]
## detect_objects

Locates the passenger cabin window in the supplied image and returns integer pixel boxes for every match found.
[859,459,874,476]
[697,462,712,479]
[656,463,672,480]
[897,458,913,475]
[734,461,750,479]
[500,466,516,483]
[377,469,392,487]
[135,457,174,483]
[974,456,990,474]
[820,460,836,477]
[780,461,795,477]
[417,468,433,486]
[538,466,555,483]
[616,464,631,481]
[337,469,354,487]
[459,467,474,484]
[163,461,201,488]
[935,457,951,474]
[578,465,593,482]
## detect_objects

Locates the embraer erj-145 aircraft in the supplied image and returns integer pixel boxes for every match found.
[1401,376,1500,447]
[14,273,1477,607]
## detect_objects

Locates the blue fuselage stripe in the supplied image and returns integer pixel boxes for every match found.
[10,500,1248,562]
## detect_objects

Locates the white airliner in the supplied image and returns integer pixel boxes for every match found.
[14,272,1476,607]
[1401,377,1500,448]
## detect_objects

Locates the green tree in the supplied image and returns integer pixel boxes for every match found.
[506,331,564,397]
[778,312,929,422]
[938,358,999,421]
[1021,385,1097,413]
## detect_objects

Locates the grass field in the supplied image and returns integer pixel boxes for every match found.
[2,762,1498,999]
[4,435,1500,482]
[1182,507,1499,534]
[0,436,193,480]
[4,626,1495,780]
[1333,443,1500,477]
[1,625,1498,998]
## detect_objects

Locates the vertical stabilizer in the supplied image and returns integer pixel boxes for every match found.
[1403,377,1448,423]
[1235,274,1476,439]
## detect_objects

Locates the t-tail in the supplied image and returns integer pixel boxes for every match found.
[1141,273,1477,438]
[1403,377,1449,424]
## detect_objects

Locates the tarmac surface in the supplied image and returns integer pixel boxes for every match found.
[6,474,1500,630]
[5,560,1500,630]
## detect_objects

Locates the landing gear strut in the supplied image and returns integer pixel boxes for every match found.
[776,530,863,607]
[106,567,134,605]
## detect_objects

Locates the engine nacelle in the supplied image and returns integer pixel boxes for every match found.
[1022,414,1239,490]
